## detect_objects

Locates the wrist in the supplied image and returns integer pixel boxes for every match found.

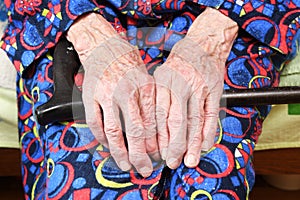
[67,12,119,62]
[186,7,238,60]
[187,7,238,38]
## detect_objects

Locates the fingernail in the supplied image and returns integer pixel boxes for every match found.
[139,166,152,177]
[167,158,179,169]
[161,148,167,160]
[186,155,197,167]
[119,161,131,171]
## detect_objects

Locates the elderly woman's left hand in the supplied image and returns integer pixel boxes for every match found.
[154,7,238,169]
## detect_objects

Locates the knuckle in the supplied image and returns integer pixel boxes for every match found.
[145,128,157,139]
[189,134,202,145]
[169,142,187,155]
[126,123,144,138]
[156,108,168,118]
[128,152,146,166]
[205,110,219,118]
[168,116,185,127]
[104,127,121,137]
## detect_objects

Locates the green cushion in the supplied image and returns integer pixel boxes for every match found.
[280,52,300,87]
[280,53,300,114]
[288,104,300,115]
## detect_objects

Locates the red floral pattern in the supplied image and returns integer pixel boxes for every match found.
[15,0,41,15]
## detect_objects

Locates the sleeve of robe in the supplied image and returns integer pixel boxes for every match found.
[1,0,300,75]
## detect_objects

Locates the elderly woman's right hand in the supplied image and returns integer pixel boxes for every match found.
[67,13,158,177]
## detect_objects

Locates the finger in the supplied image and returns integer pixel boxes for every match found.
[82,74,108,147]
[201,90,221,151]
[166,91,188,169]
[184,90,205,168]
[123,89,153,177]
[154,69,171,160]
[139,76,160,161]
[101,100,132,172]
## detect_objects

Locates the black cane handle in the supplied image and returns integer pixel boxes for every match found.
[35,37,85,126]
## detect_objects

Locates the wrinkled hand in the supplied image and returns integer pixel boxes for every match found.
[67,13,158,177]
[154,7,238,169]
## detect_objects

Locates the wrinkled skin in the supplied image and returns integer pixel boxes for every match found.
[66,8,239,176]
[154,7,238,169]
[67,13,158,177]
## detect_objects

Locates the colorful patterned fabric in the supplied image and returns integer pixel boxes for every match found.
[0,0,6,23]
[2,0,300,74]
[2,0,300,199]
